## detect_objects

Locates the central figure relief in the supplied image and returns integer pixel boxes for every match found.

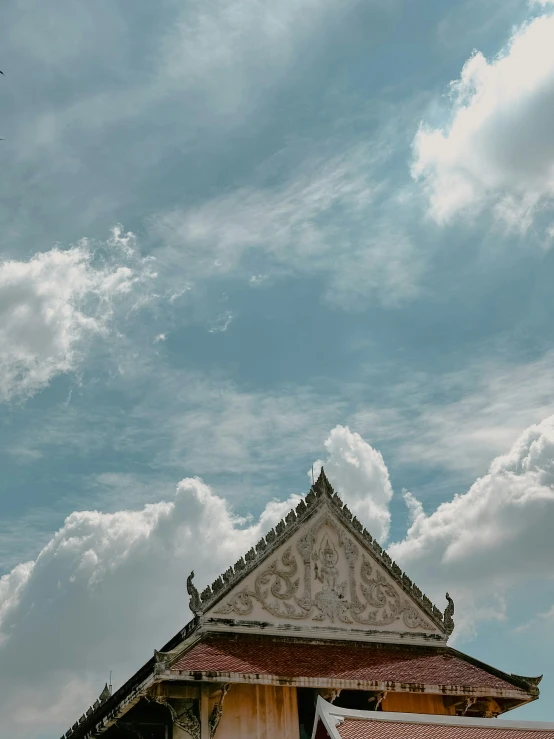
[214,512,433,631]
[313,536,351,623]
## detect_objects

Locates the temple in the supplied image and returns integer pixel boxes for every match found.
[63,470,549,739]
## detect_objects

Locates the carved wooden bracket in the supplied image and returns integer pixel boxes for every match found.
[148,696,201,739]
[318,688,342,704]
[209,684,231,737]
[375,691,387,710]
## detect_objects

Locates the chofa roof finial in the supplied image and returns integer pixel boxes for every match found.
[444,592,455,635]
[187,571,203,616]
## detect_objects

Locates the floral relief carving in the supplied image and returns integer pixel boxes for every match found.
[214,514,434,632]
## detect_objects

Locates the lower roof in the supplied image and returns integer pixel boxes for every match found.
[169,633,531,698]
[315,698,554,739]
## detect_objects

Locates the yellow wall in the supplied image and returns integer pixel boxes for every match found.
[216,684,300,739]
[381,692,455,715]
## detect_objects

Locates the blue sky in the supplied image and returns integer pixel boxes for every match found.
[3,0,554,735]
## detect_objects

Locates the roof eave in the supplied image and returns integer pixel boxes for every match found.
[158,668,532,701]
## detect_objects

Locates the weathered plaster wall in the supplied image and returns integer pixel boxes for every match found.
[382,692,455,715]
[215,684,299,739]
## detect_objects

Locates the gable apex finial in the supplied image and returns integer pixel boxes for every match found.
[312,466,334,497]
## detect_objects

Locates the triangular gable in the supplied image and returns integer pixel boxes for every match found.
[190,471,452,643]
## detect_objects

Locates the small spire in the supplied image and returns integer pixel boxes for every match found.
[312,466,334,497]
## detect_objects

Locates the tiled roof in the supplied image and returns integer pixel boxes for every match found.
[338,720,554,739]
[315,699,554,739]
[170,635,524,693]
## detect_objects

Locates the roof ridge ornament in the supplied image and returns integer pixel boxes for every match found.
[312,466,334,498]
[99,683,111,703]
[511,674,543,688]
[187,571,203,616]
[444,593,455,635]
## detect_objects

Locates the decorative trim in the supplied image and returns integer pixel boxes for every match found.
[512,674,543,687]
[318,688,342,704]
[209,684,231,738]
[159,670,530,701]
[187,571,203,617]
[198,618,446,646]
[150,696,200,739]
[444,592,455,635]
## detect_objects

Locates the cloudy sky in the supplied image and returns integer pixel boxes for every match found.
[2,0,554,735]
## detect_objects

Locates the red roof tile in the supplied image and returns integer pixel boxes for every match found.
[338,719,554,739]
[171,635,522,692]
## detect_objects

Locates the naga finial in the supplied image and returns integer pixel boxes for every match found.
[187,571,203,616]
[444,592,455,635]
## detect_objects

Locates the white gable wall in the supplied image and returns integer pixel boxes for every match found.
[204,504,442,642]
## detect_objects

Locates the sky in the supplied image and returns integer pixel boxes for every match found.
[2,0,554,735]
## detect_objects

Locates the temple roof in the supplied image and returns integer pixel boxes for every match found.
[60,470,541,739]
[165,633,535,700]
[314,698,554,739]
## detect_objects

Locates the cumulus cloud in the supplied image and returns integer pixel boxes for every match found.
[0,227,154,402]
[390,416,554,638]
[0,477,303,738]
[5,420,554,733]
[412,10,554,231]
[312,425,394,542]
[0,424,396,737]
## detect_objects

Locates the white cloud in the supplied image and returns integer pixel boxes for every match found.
[18,0,352,155]
[0,227,154,402]
[155,146,423,308]
[352,351,554,477]
[0,477,303,738]
[412,11,554,231]
[312,425,393,542]
[6,419,554,734]
[249,273,268,285]
[0,425,395,737]
[390,415,554,639]
[159,0,345,119]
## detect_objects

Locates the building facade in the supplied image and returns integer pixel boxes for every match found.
[63,470,544,739]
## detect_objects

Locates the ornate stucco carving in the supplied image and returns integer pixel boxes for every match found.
[149,696,201,739]
[200,468,448,635]
[209,684,231,738]
[214,511,434,631]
